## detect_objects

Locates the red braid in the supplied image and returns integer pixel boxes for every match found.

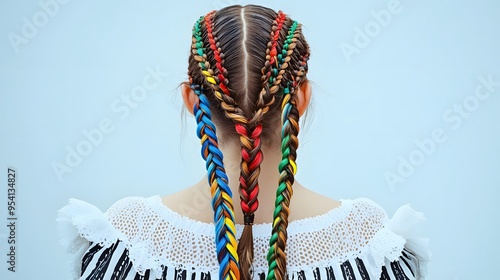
[205,11,232,97]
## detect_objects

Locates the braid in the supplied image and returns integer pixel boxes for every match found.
[204,11,259,279]
[266,20,304,280]
[199,11,263,279]
[234,11,290,280]
[191,16,240,280]
[250,11,287,125]
[202,11,245,120]
[190,8,310,280]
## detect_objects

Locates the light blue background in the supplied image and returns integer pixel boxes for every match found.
[1,0,499,279]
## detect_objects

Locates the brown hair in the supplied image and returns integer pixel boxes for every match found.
[187,5,310,280]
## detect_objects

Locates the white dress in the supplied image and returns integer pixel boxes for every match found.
[57,196,431,280]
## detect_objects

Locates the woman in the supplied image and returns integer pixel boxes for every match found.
[58,5,430,280]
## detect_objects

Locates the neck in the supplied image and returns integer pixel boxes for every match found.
[196,140,298,224]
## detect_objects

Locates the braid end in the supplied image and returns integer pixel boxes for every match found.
[237,224,254,280]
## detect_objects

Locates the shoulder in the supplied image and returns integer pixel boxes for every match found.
[105,196,170,236]
[346,197,431,277]
[105,195,159,220]
[57,196,162,246]
[290,185,388,224]
[57,196,169,279]
[58,195,159,222]
[286,197,390,245]
[348,197,390,222]
[277,197,430,278]
[332,197,390,232]
[106,195,158,211]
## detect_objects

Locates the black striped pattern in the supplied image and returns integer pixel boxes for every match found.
[355,258,370,280]
[79,242,418,280]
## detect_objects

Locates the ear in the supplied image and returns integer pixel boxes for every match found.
[181,83,199,115]
[296,80,312,117]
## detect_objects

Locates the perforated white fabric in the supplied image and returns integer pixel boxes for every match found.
[58,195,430,279]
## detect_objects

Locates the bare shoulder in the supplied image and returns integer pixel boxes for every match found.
[161,182,214,223]
[161,187,193,208]
[290,183,341,220]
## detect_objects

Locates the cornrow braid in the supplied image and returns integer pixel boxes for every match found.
[250,11,287,125]
[191,16,240,280]
[200,13,247,125]
[197,11,264,279]
[204,11,262,280]
[266,20,304,280]
[235,10,290,280]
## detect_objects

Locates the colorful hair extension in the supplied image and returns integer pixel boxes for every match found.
[203,12,261,279]
[266,20,304,280]
[191,16,240,280]
[202,11,259,219]
[191,8,309,280]
[250,10,286,125]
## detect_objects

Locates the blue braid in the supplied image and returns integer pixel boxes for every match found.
[191,84,240,280]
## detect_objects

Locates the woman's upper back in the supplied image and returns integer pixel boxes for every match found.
[58,195,429,279]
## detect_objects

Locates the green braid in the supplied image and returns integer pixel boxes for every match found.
[266,20,304,280]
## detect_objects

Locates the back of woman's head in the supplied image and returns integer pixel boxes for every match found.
[187,4,310,143]
[186,4,310,280]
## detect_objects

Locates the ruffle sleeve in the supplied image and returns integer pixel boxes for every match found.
[57,197,179,280]
[366,203,431,279]
[57,198,126,279]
